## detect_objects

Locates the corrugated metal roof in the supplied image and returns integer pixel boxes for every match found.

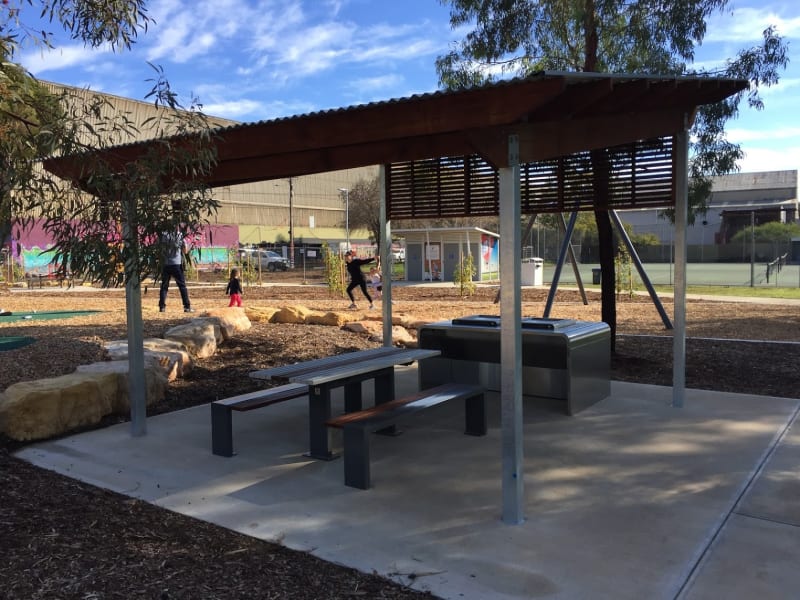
[45,71,749,209]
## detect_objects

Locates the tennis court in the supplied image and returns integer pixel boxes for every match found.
[550,262,800,287]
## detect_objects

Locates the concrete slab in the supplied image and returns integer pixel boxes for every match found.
[15,371,799,600]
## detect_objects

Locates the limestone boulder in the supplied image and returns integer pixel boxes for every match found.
[0,372,117,441]
[76,360,168,411]
[272,305,314,324]
[104,338,192,381]
[200,307,252,340]
[391,314,425,329]
[341,321,416,346]
[245,306,281,322]
[305,310,354,326]
[164,321,220,358]
[390,326,417,346]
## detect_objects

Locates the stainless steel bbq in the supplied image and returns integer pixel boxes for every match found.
[418,315,611,415]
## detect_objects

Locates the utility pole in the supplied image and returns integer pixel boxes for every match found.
[750,211,755,287]
[338,187,350,250]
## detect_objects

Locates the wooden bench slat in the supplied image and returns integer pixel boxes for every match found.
[325,382,487,489]
[326,382,480,428]
[211,382,309,457]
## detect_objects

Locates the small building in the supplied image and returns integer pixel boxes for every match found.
[393,227,500,282]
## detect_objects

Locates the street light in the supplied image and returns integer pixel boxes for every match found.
[288,178,294,268]
[338,187,350,250]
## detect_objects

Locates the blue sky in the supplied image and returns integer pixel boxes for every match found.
[18,0,800,174]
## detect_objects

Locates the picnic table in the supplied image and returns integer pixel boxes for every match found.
[250,346,441,460]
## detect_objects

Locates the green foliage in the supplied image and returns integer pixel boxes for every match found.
[1,3,218,290]
[730,221,800,245]
[630,231,660,248]
[24,0,151,52]
[32,65,220,288]
[614,246,636,298]
[323,243,345,297]
[437,0,788,225]
[453,252,477,297]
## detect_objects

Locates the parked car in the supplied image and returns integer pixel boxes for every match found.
[257,250,290,271]
[391,247,405,262]
[239,249,290,271]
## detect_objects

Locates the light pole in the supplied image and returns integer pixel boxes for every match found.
[288,178,294,268]
[338,187,350,250]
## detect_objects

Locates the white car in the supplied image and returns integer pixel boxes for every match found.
[239,249,290,271]
[391,248,405,262]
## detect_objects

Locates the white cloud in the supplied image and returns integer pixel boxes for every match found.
[705,6,800,43]
[350,74,404,92]
[21,44,111,74]
[201,99,264,119]
[727,125,800,143]
[737,145,800,173]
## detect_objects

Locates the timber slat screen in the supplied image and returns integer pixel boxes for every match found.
[387,136,675,219]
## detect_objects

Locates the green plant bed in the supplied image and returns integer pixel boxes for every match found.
[0,336,36,351]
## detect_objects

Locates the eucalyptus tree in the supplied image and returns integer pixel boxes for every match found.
[436,0,787,342]
[1,1,219,434]
[2,2,219,286]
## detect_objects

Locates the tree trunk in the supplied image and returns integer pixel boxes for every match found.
[595,209,616,352]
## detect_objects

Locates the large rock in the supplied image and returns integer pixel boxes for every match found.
[305,311,355,326]
[164,321,220,358]
[271,305,314,324]
[199,307,252,340]
[342,321,416,346]
[76,360,168,411]
[104,338,192,381]
[0,372,117,441]
[245,306,281,322]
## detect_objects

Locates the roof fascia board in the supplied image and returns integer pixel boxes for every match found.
[471,109,689,166]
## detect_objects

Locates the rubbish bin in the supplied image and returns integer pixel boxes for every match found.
[521,257,544,286]
[592,268,601,284]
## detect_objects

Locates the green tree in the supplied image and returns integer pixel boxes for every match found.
[436,0,787,344]
[1,2,218,433]
[38,67,219,287]
[0,60,67,252]
[730,221,800,258]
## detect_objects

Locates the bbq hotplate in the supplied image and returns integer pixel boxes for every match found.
[450,315,576,330]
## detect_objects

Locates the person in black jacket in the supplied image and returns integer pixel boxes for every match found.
[344,251,376,309]
[226,268,243,307]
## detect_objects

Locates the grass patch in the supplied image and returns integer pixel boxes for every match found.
[651,285,800,300]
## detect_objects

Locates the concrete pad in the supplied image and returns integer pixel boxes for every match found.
[681,514,800,599]
[734,412,800,527]
[15,373,799,600]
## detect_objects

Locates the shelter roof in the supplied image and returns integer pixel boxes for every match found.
[45,71,748,192]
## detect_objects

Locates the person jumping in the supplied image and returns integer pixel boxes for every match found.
[344,251,376,309]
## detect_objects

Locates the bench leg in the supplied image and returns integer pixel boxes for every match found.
[342,425,371,489]
[374,369,400,436]
[308,386,336,460]
[464,392,487,436]
[344,381,362,412]
[211,404,234,456]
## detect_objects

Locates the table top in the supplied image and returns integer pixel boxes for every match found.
[287,348,441,386]
[250,346,440,385]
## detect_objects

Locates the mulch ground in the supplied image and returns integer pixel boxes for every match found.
[1,277,799,599]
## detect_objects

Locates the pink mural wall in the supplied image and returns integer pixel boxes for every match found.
[10,220,239,274]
